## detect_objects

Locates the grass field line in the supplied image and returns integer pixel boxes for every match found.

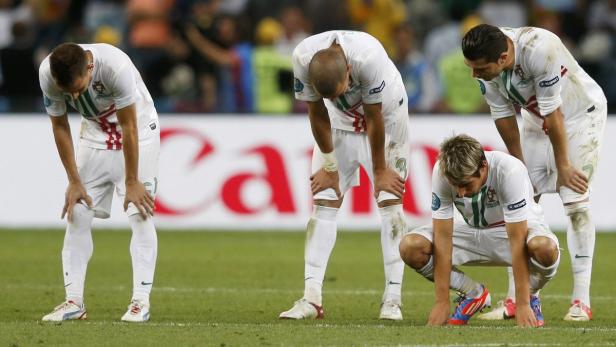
[6,283,615,302]
[28,320,616,334]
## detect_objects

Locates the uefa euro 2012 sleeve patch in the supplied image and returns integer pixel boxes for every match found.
[431,193,441,211]
[294,78,304,93]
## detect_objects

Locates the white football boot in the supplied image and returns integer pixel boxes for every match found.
[279,298,324,319]
[379,300,403,321]
[121,299,150,322]
[42,300,87,321]
[477,298,516,320]
[563,300,592,321]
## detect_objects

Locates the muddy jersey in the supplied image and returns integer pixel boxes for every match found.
[39,43,159,150]
[431,151,543,228]
[478,27,606,131]
[292,30,407,133]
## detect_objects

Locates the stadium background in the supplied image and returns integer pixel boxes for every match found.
[1,0,615,230]
[2,1,616,345]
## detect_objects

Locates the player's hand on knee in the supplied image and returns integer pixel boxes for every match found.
[374,167,405,199]
[62,182,93,222]
[557,164,588,194]
[310,168,341,198]
[427,301,450,326]
[124,180,155,219]
[516,305,538,328]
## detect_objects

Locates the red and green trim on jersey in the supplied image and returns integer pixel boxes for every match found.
[336,95,366,133]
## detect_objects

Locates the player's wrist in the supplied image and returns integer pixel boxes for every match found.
[322,151,338,172]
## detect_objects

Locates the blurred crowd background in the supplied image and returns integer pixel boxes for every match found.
[0,0,614,114]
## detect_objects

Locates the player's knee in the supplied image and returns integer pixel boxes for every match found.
[399,233,432,269]
[564,200,591,231]
[314,199,343,209]
[528,236,559,267]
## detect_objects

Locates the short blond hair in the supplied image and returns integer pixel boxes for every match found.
[438,134,486,185]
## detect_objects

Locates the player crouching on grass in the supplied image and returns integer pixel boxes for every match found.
[399,134,560,327]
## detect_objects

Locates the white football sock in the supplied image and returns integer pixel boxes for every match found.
[567,209,595,306]
[128,214,158,305]
[303,205,338,306]
[62,203,94,306]
[529,254,560,295]
[506,266,516,302]
[415,255,481,296]
[378,205,406,304]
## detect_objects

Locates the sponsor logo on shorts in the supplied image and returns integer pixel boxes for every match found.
[507,198,526,211]
[431,193,441,211]
[539,76,559,87]
[368,80,385,95]
[294,78,304,93]
[149,122,157,130]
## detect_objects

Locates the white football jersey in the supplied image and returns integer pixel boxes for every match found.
[479,27,606,131]
[292,31,407,133]
[39,43,159,150]
[431,151,544,228]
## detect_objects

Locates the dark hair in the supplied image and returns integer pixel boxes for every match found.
[49,43,88,89]
[461,24,508,63]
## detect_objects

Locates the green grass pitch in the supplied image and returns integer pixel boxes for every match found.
[1,229,615,346]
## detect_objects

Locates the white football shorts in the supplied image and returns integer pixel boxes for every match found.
[311,111,410,203]
[521,102,606,204]
[75,136,160,218]
[409,219,559,266]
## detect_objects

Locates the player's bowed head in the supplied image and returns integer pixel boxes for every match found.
[308,45,350,100]
[49,43,94,100]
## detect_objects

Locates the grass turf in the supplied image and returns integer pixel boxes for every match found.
[1,229,615,346]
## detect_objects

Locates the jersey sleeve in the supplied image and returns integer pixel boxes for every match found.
[358,49,387,104]
[38,60,67,117]
[292,47,320,102]
[479,79,516,120]
[108,60,136,110]
[498,161,531,223]
[431,162,454,220]
[527,32,563,116]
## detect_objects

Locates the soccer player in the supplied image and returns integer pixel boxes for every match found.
[39,43,160,322]
[400,134,560,327]
[461,24,606,321]
[279,31,410,320]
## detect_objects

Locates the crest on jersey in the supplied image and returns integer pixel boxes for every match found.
[486,187,499,208]
[92,80,110,96]
[514,65,526,80]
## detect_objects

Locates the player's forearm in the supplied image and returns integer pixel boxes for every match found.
[307,100,334,154]
[433,218,454,303]
[50,115,80,183]
[116,105,140,183]
[544,108,570,170]
[506,221,531,306]
[494,116,524,163]
[364,104,386,173]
